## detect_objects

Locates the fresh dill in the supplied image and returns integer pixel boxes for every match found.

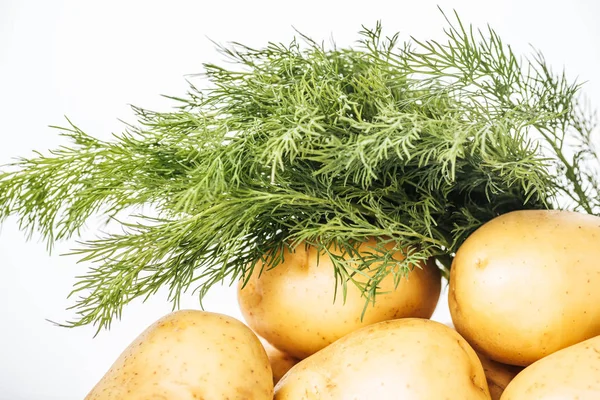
[0,10,597,332]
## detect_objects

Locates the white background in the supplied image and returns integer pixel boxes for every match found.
[0,1,598,399]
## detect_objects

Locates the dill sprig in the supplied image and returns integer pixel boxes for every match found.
[0,10,597,332]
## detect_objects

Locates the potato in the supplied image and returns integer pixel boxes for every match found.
[500,335,600,399]
[449,210,600,366]
[85,310,273,400]
[444,321,521,400]
[238,238,441,359]
[274,318,491,399]
[477,352,522,400]
[259,337,300,385]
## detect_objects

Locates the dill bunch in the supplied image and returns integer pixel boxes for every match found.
[0,11,598,331]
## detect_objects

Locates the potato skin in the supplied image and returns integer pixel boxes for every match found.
[477,352,522,400]
[274,318,491,400]
[238,238,442,359]
[85,310,273,400]
[449,210,600,366]
[259,337,300,385]
[445,321,522,400]
[500,335,600,399]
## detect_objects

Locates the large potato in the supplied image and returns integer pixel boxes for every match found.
[238,238,441,359]
[274,318,491,399]
[501,335,600,399]
[85,310,273,400]
[449,210,600,366]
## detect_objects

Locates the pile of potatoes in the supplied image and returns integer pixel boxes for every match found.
[86,210,600,399]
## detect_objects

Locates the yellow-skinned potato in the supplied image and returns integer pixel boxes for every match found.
[238,238,441,359]
[501,335,600,399]
[259,337,300,385]
[85,310,273,400]
[444,321,521,400]
[477,352,522,400]
[450,210,600,366]
[274,318,491,399]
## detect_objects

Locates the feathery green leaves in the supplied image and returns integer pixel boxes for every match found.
[0,10,598,331]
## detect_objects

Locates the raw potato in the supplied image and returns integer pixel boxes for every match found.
[449,210,600,366]
[238,238,441,359]
[85,310,273,400]
[259,337,300,385]
[501,335,600,399]
[444,321,521,400]
[477,352,522,400]
[274,318,491,399]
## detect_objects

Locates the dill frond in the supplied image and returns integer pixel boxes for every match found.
[1,10,597,331]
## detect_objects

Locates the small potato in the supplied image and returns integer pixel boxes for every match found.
[450,210,600,366]
[501,335,600,399]
[238,238,441,359]
[259,337,300,385]
[477,352,522,400]
[274,318,491,400]
[85,310,273,400]
[444,321,521,400]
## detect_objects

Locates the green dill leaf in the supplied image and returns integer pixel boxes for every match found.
[0,10,598,331]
